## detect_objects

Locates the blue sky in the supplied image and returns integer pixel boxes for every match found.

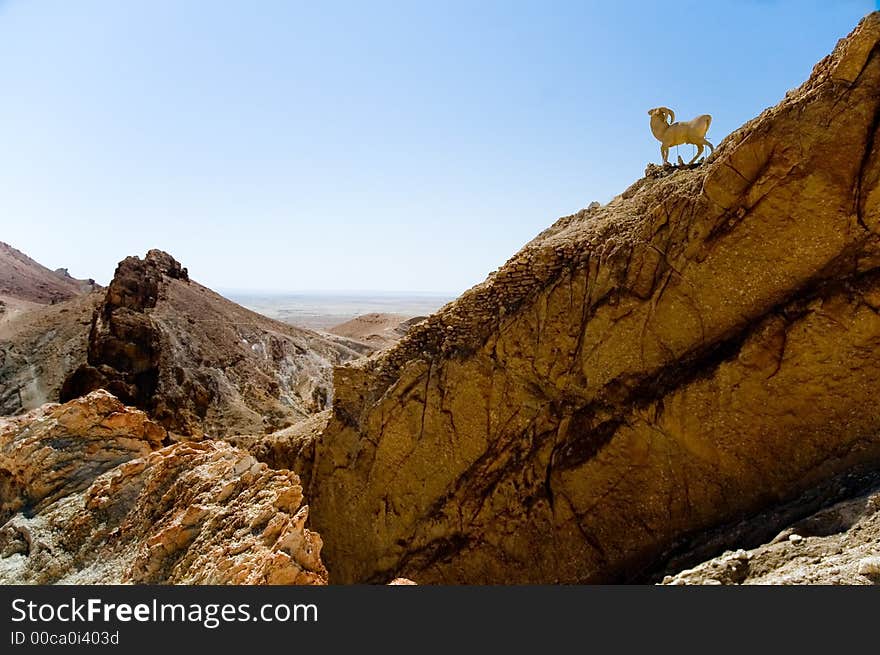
[0,1,873,293]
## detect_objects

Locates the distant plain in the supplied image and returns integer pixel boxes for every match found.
[225,292,454,331]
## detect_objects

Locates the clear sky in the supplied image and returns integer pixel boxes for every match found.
[0,1,874,294]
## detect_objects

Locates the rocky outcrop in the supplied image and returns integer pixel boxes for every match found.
[662,474,880,585]
[61,250,363,438]
[0,390,164,525]
[61,251,188,413]
[305,14,880,583]
[0,391,326,584]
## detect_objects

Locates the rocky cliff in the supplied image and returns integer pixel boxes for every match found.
[0,391,326,584]
[60,250,363,438]
[304,14,880,583]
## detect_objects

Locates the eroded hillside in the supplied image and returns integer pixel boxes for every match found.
[0,291,102,414]
[57,250,363,438]
[0,241,98,304]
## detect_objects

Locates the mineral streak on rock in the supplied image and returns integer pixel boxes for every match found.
[305,14,880,584]
[0,391,327,584]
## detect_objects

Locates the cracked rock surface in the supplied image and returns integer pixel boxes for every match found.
[0,391,326,584]
[305,14,880,583]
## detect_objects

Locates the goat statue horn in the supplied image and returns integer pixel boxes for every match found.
[659,107,675,123]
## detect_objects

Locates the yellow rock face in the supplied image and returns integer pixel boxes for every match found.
[307,14,880,583]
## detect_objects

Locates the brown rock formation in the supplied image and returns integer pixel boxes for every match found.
[61,250,363,438]
[0,391,326,584]
[305,14,880,583]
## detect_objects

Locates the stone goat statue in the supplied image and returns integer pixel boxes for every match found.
[648,107,714,165]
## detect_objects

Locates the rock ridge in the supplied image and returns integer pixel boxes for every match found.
[306,13,880,584]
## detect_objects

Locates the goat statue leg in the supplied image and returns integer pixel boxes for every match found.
[688,142,704,165]
[661,145,669,165]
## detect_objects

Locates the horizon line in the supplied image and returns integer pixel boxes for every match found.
[218,288,461,297]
